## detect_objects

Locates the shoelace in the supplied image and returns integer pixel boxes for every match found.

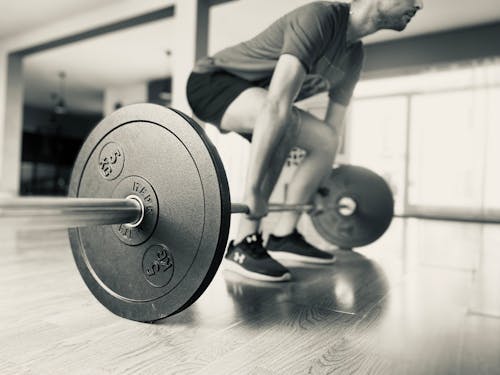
[243,233,268,258]
[285,230,305,243]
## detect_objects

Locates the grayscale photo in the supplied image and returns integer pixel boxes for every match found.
[0,0,499,373]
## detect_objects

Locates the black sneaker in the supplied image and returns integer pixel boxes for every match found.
[224,233,291,282]
[266,230,336,264]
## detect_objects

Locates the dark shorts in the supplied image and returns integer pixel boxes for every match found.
[186,70,270,141]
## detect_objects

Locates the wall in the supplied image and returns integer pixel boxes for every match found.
[103,83,148,116]
[0,54,23,197]
[363,22,500,78]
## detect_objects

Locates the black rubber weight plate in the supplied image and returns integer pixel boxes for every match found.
[68,104,231,322]
[311,165,394,248]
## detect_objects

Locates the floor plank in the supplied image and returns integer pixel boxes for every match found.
[459,314,500,375]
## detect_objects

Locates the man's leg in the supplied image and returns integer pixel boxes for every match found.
[220,86,296,281]
[271,109,338,237]
[263,109,338,264]
[220,87,301,242]
[222,91,336,265]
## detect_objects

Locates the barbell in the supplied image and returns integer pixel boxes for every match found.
[0,195,355,229]
[2,104,394,322]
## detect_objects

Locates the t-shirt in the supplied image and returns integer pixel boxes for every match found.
[193,1,364,105]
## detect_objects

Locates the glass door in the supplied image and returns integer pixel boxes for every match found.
[348,96,408,215]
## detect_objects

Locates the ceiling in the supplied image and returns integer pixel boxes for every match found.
[0,0,124,39]
[3,0,500,114]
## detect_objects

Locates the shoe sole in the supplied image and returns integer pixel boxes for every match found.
[223,260,292,282]
[267,249,336,264]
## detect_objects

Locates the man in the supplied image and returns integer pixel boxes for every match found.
[187,0,423,281]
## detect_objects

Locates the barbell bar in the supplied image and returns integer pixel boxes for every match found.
[8,104,393,323]
[0,197,142,229]
[232,198,357,216]
[0,197,356,229]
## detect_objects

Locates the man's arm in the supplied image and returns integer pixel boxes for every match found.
[244,54,306,219]
[324,44,364,151]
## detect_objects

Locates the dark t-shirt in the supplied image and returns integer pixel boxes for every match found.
[194,1,364,105]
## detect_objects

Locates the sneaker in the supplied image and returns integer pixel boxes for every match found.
[224,233,291,282]
[266,230,336,264]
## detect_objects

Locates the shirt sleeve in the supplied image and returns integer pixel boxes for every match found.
[329,44,365,106]
[281,4,333,73]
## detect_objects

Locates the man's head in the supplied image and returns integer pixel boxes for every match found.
[375,0,423,31]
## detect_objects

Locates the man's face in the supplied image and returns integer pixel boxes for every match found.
[377,0,423,31]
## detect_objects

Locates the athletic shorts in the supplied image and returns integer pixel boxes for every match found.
[186,70,270,141]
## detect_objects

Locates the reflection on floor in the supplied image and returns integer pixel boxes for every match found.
[1,218,499,374]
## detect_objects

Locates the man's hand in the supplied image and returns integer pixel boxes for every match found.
[245,192,269,220]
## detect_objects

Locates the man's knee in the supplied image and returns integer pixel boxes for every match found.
[220,87,267,133]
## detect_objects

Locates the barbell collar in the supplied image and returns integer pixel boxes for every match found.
[0,197,143,229]
[336,196,357,216]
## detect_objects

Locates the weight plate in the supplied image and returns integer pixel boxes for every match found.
[311,165,394,248]
[68,104,231,322]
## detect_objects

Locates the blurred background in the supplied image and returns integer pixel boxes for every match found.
[0,0,499,224]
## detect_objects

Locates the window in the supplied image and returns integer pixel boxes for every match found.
[349,58,500,219]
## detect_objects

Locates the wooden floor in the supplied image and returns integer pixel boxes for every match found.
[1,218,500,375]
